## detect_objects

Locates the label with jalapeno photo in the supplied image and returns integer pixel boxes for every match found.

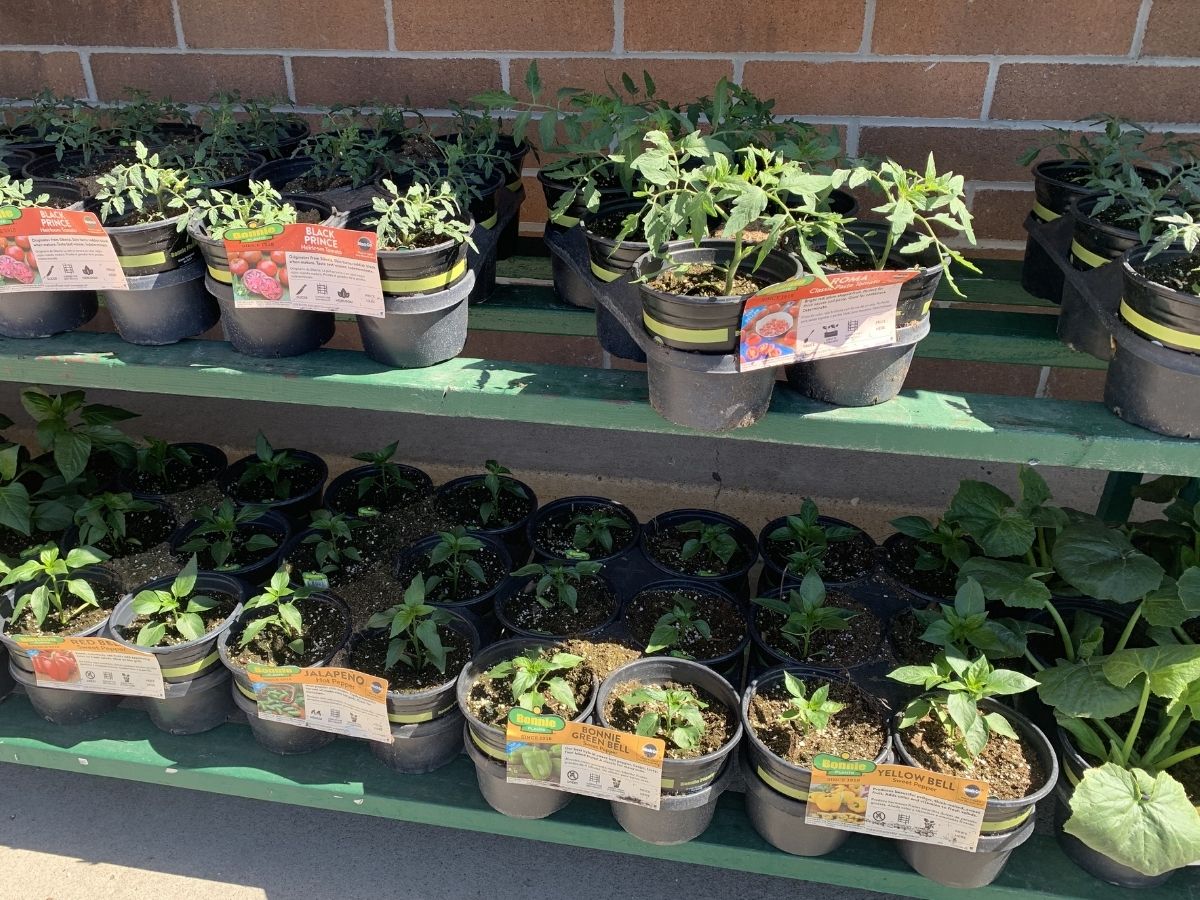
[247,664,392,743]
[504,709,667,809]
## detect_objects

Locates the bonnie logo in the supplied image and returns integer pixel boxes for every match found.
[370,681,383,694]
[357,237,372,252]
[641,743,659,760]
[962,783,982,800]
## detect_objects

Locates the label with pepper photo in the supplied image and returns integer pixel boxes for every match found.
[804,755,990,851]
[504,709,667,809]
[0,206,129,293]
[222,222,383,317]
[13,635,165,698]
[246,664,392,743]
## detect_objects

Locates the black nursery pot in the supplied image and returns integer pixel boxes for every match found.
[837,221,944,324]
[641,508,758,601]
[117,442,228,502]
[219,448,328,522]
[323,463,434,518]
[0,179,98,339]
[0,147,35,173]
[1119,244,1200,354]
[634,240,802,354]
[101,260,218,345]
[435,474,539,564]
[206,272,335,358]
[22,149,125,190]
[243,120,311,160]
[785,315,930,406]
[756,514,877,593]
[496,570,621,641]
[103,210,197,276]
[1021,160,1099,302]
[548,224,598,309]
[250,156,362,204]
[189,151,267,196]
[190,195,335,281]
[1069,194,1143,273]
[168,510,292,586]
[582,199,650,283]
[624,579,750,680]
[1105,314,1200,439]
[537,168,630,228]
[527,495,641,563]
[393,530,517,626]
[346,207,471,296]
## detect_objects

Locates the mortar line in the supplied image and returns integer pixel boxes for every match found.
[1130,0,1155,57]
[383,0,398,52]
[980,60,1000,120]
[78,52,97,102]
[858,0,877,54]
[499,56,511,93]
[169,0,187,49]
[731,57,745,82]
[282,56,296,103]
[612,0,624,53]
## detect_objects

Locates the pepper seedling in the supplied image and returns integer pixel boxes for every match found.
[767,499,860,578]
[567,508,631,559]
[237,568,310,656]
[677,519,738,575]
[752,570,857,661]
[428,527,488,596]
[19,387,138,485]
[620,684,708,752]
[478,459,527,526]
[348,441,417,513]
[914,578,1030,660]
[0,414,32,537]
[300,510,365,577]
[72,491,158,556]
[644,593,712,658]
[511,560,602,613]
[366,574,454,674]
[135,437,196,484]
[2,544,109,629]
[129,555,220,646]
[238,432,307,501]
[777,671,845,732]
[889,511,972,575]
[177,500,276,571]
[485,647,585,713]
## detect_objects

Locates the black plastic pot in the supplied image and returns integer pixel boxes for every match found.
[242,120,311,160]
[101,259,218,345]
[250,156,362,206]
[324,463,434,518]
[22,149,126,192]
[527,495,640,564]
[206,272,335,358]
[0,147,35,174]
[144,665,235,735]
[117,442,228,503]
[837,222,945,325]
[749,591,884,671]
[394,531,516,623]
[1021,161,1099,302]
[463,722,572,818]
[756,515,877,594]
[103,209,197,276]
[346,206,471,296]
[537,168,630,228]
[0,568,122,676]
[597,657,742,796]
[189,194,335,281]
[495,136,529,260]
[1105,313,1200,438]
[741,666,892,856]
[497,570,621,641]
[785,315,930,406]
[168,510,290,586]
[624,580,749,679]
[611,752,738,845]
[634,240,802,354]
[549,228,597,309]
[188,151,267,196]
[350,613,480,774]
[646,351,777,432]
[0,645,12,702]
[582,199,650,283]
[219,448,328,522]
[435,474,538,564]
[1070,194,1144,273]
[357,283,470,368]
[880,532,955,605]
[1120,244,1200,353]
[641,508,758,601]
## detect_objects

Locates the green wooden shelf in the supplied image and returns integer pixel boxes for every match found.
[0,333,1190,475]
[0,697,1190,900]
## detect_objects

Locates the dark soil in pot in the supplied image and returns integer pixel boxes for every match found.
[757,513,877,587]
[219,449,327,520]
[435,474,537,560]
[221,592,351,673]
[527,496,639,562]
[23,149,133,195]
[881,533,958,602]
[498,572,619,638]
[624,583,748,665]
[119,443,227,501]
[887,606,939,666]
[282,521,395,590]
[751,592,883,669]
[72,501,177,561]
[603,679,737,758]
[393,531,513,610]
[170,511,289,582]
[642,509,757,583]
[324,463,434,519]
[253,156,367,195]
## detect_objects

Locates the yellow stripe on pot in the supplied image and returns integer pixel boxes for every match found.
[379,258,468,294]
[236,680,256,701]
[1070,240,1110,270]
[642,311,730,344]
[118,250,168,269]
[506,179,523,192]
[478,212,499,230]
[1032,201,1062,223]
[160,650,220,679]
[755,766,811,801]
[469,728,510,762]
[979,807,1033,833]
[388,702,456,724]
[589,260,624,283]
[207,265,232,284]
[1120,300,1200,351]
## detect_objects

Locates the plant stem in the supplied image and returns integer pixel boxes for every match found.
[725,232,743,297]
[1022,648,1045,673]
[1154,743,1200,772]
[1114,603,1143,654]
[1173,625,1194,645]
[1141,706,1185,768]
[1037,529,1050,569]
[1045,602,1076,663]
[1120,678,1153,767]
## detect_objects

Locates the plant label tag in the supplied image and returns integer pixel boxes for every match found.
[738,269,917,371]
[222,222,383,317]
[0,206,129,292]
[246,664,393,743]
[13,635,164,698]
[301,572,329,590]
[504,709,667,809]
[804,756,990,852]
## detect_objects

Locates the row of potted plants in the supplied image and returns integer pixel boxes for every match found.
[1020,115,1200,439]
[0,385,1196,887]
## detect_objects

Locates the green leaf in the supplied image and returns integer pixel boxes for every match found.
[278,602,303,635]
[545,676,578,712]
[958,558,1051,609]
[136,621,167,647]
[984,668,1039,696]
[1052,523,1164,604]
[948,480,1035,558]
[53,430,91,483]
[1103,645,1200,700]
[173,555,198,599]
[1064,765,1200,877]
[0,482,31,536]
[945,691,977,736]
[66,578,96,605]
[1055,712,1108,760]
[175,611,205,642]
[634,711,660,737]
[131,591,163,615]
[1036,658,1141,718]
[645,624,677,655]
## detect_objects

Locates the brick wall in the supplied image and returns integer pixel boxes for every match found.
[4,0,1199,252]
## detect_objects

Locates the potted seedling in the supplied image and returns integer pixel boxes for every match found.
[883,508,972,603]
[435,460,538,561]
[197,92,309,161]
[526,495,640,572]
[353,573,481,773]
[219,432,328,521]
[757,500,876,592]
[346,179,477,368]
[171,499,289,585]
[393,526,515,632]
[0,174,96,338]
[888,651,1056,887]
[0,543,123,724]
[106,555,247,734]
[499,560,619,639]
[108,89,197,150]
[118,437,228,510]
[20,99,122,189]
[622,580,748,677]
[750,570,880,670]
[323,442,433,523]
[596,656,742,844]
[284,509,383,589]
[456,637,596,818]
[256,110,389,200]
[641,508,757,599]
[5,92,82,158]
[68,491,177,581]
[217,567,353,754]
[188,180,337,357]
[740,666,890,856]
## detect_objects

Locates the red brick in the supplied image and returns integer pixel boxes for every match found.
[292,57,500,108]
[1044,368,1105,401]
[873,1,1141,55]
[0,52,87,99]
[906,359,1039,396]
[743,61,989,118]
[509,58,733,107]
[91,53,287,103]
[990,64,1200,123]
[626,0,864,52]
[179,0,388,50]
[1141,0,1200,58]
[970,189,1035,242]
[395,0,612,51]
[3,0,176,47]
[859,127,1051,183]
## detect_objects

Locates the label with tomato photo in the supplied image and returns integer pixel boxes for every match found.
[13,635,165,698]
[246,664,392,743]
[222,223,383,317]
[804,756,990,851]
[0,206,129,293]
[737,269,917,371]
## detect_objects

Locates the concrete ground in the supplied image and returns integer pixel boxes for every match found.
[0,766,887,900]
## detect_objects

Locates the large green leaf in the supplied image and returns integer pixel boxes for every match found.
[1064,764,1200,877]
[53,430,91,484]
[1036,658,1140,719]
[0,482,31,536]
[1102,645,1200,700]
[958,558,1051,609]
[1052,523,1164,604]
[948,480,1035,558]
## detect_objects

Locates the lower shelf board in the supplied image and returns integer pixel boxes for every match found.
[0,697,1192,900]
